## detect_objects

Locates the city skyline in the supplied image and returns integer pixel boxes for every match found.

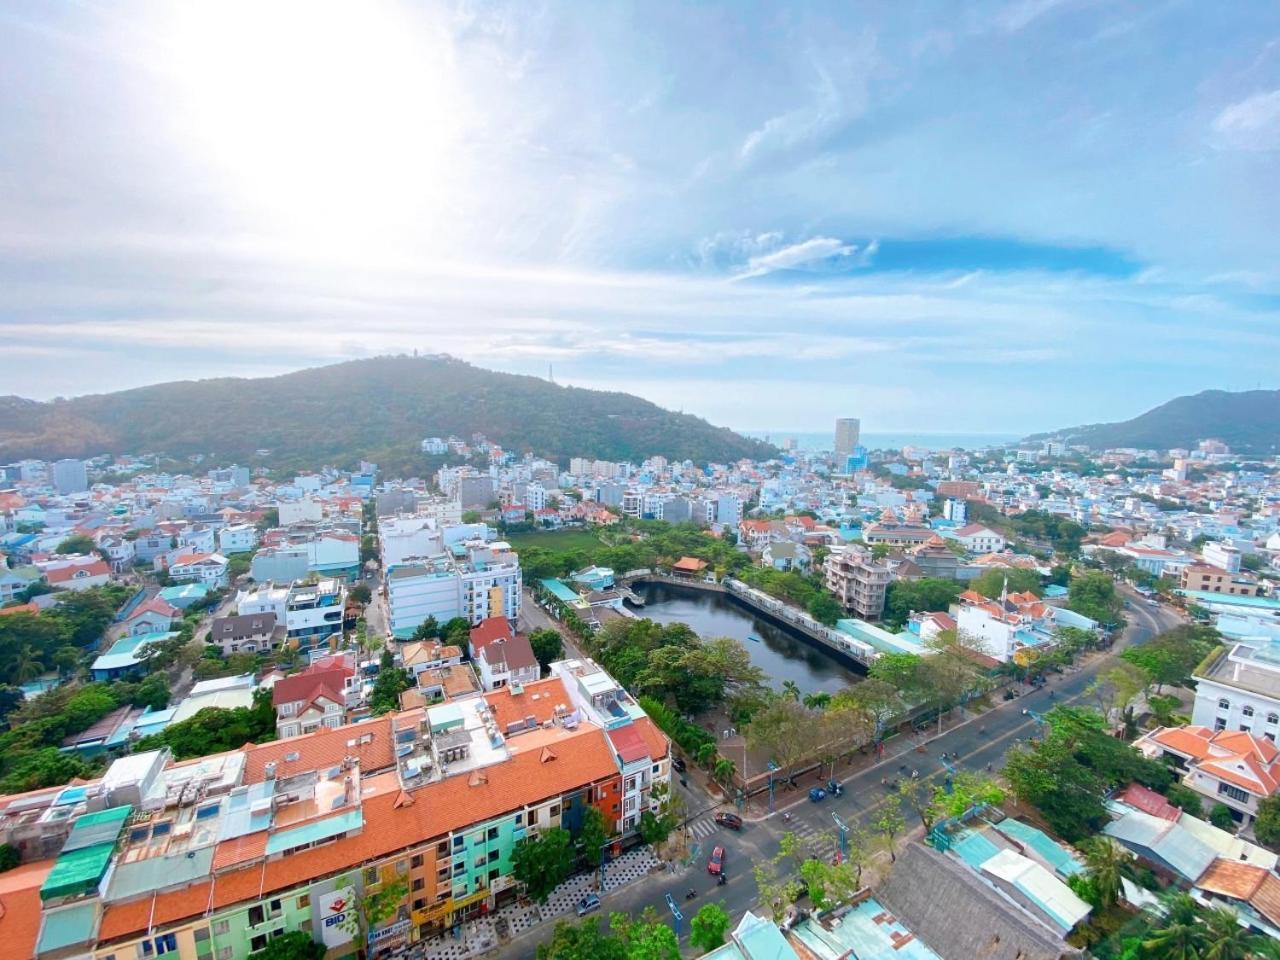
[1,2,1279,434]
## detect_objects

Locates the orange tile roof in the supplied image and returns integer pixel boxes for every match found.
[0,603,39,617]
[241,717,395,783]
[1196,859,1268,900]
[212,831,268,871]
[99,893,155,941]
[0,859,53,960]
[483,678,565,729]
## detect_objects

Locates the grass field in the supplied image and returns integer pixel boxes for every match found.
[498,528,603,552]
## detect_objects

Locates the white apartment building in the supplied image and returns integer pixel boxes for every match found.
[380,515,445,568]
[236,579,346,650]
[277,498,323,525]
[1203,541,1242,574]
[386,559,466,638]
[218,523,258,554]
[1192,640,1280,739]
[384,543,522,637]
[715,493,744,526]
[954,524,1006,554]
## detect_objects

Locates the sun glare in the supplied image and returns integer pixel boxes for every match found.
[163,1,465,247]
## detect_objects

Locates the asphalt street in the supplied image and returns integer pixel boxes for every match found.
[493,587,1181,957]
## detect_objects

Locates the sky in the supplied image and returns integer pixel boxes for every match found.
[1,1,1279,435]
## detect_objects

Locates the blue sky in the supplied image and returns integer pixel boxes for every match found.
[1,1,1278,435]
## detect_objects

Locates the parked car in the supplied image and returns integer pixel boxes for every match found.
[808,787,826,803]
[714,812,743,830]
[707,845,725,875]
[672,756,687,773]
[576,894,601,917]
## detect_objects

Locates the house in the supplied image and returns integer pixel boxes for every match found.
[96,535,135,573]
[737,518,778,551]
[954,523,1006,554]
[217,523,258,555]
[120,597,182,636]
[167,552,230,588]
[91,631,177,681]
[399,640,464,678]
[953,588,1096,664]
[208,612,283,654]
[271,663,353,738]
[468,616,540,691]
[45,557,111,592]
[761,540,811,573]
[157,582,210,610]
[0,564,42,604]
[1191,639,1280,737]
[1180,564,1261,597]
[1136,725,1280,825]
[908,610,957,644]
[670,556,709,578]
[823,547,891,620]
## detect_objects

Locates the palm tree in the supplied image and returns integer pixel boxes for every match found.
[1083,837,1128,908]
[13,645,44,684]
[1142,892,1206,960]
[713,758,736,786]
[1201,906,1264,960]
[781,680,801,702]
[803,691,832,710]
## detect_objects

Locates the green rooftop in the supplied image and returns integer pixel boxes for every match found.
[41,842,116,901]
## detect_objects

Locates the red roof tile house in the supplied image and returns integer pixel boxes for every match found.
[468,616,539,691]
[120,596,182,636]
[45,557,111,592]
[1137,725,1280,826]
[271,663,355,739]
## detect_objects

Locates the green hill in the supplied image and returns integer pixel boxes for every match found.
[1029,388,1280,454]
[0,356,776,471]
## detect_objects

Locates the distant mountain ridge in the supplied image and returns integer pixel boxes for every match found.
[0,356,776,471]
[1029,388,1280,454]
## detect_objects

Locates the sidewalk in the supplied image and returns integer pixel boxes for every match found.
[413,845,663,960]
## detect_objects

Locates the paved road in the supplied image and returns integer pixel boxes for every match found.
[491,588,1181,957]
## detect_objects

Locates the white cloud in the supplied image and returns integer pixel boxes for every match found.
[742,237,855,275]
[1213,89,1280,151]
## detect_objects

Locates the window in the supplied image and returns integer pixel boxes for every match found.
[514,812,523,826]
[364,867,379,886]
[250,936,268,953]
[1218,699,1231,711]
[269,899,282,916]
[1215,718,1228,731]
[412,878,424,892]
[488,849,499,863]
[212,920,230,936]
[413,897,427,911]
[437,840,450,856]
[488,868,500,883]
[1218,782,1250,804]
[411,854,424,868]
[550,804,561,817]
[474,855,486,868]
[1269,714,1280,726]
[218,950,233,960]
[487,826,499,841]
[452,836,464,849]
[155,934,178,956]
[248,906,265,926]
[396,859,409,874]
[1243,706,1255,718]
[297,894,310,910]
[652,764,660,774]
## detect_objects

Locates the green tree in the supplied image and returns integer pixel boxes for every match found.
[1209,802,1236,831]
[0,843,20,872]
[368,651,412,715]
[348,583,372,605]
[359,534,378,564]
[1141,892,1204,960]
[55,534,97,556]
[1200,904,1268,960]
[806,593,842,626]
[575,806,610,868]
[512,827,575,903]
[12,645,44,684]
[535,918,627,960]
[1083,837,1130,908]
[247,931,324,960]
[440,617,472,644]
[52,646,81,678]
[800,855,861,911]
[529,628,564,673]
[874,795,907,862]
[689,902,731,951]
[1254,795,1280,848]
[868,652,924,698]
[1068,571,1123,625]
[971,567,1041,600]
[883,578,963,627]
[1122,625,1221,692]
[781,679,801,702]
[1164,783,1204,816]
[411,616,440,641]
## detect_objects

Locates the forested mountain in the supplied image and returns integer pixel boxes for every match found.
[1029,389,1280,454]
[0,356,775,471]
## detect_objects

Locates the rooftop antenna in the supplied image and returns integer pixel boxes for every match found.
[549,363,555,384]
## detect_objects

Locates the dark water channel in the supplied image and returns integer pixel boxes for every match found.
[634,581,861,696]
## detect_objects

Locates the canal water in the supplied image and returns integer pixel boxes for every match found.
[634,581,862,696]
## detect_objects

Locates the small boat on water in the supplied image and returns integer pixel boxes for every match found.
[746,635,760,643]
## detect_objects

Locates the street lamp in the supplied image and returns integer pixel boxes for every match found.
[767,760,780,814]
[664,893,684,940]
[831,811,849,858]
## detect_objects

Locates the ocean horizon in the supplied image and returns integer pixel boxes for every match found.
[747,430,1024,452]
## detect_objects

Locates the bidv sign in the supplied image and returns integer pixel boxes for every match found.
[320,885,357,947]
